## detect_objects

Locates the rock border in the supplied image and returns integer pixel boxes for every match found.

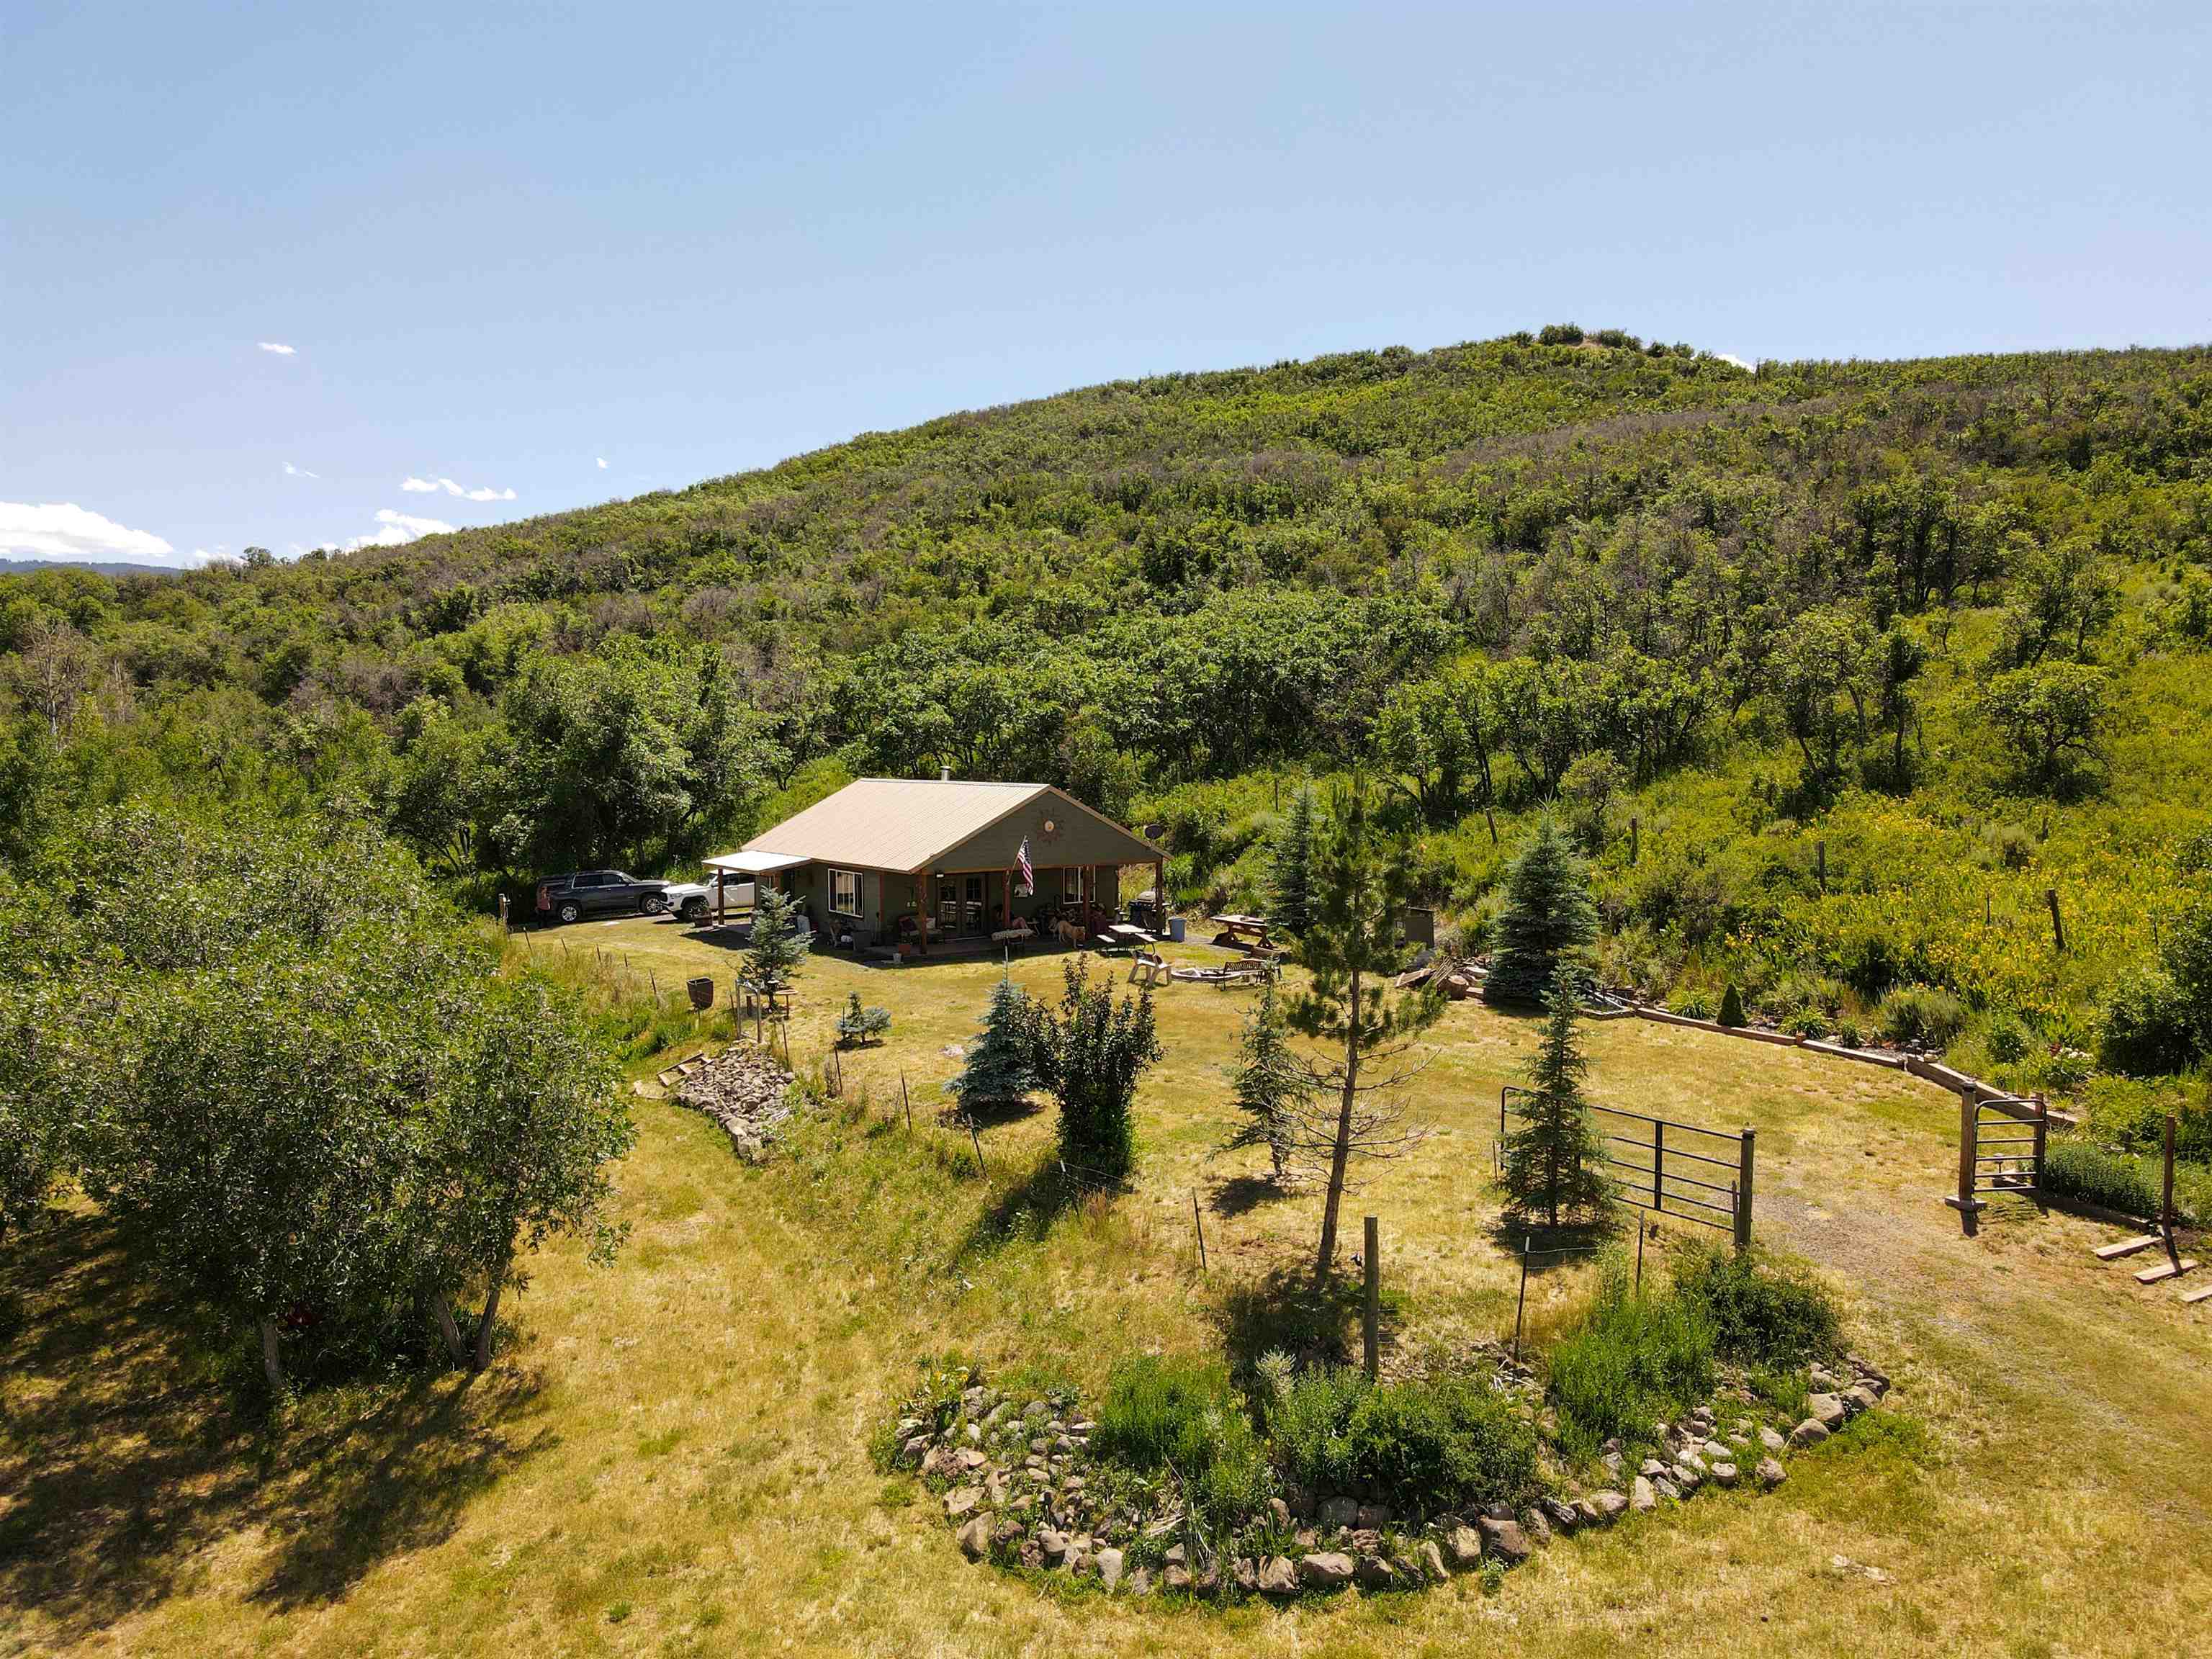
[886,1354,1895,1604]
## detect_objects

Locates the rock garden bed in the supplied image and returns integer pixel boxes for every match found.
[673,1044,796,1161]
[882,1349,1894,1603]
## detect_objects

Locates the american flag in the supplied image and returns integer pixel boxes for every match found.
[1015,836,1034,895]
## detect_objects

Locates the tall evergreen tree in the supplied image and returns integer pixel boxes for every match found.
[1267,781,1318,937]
[1223,978,1307,1184]
[1500,963,1612,1226]
[1483,818,1598,1007]
[946,971,1040,1113]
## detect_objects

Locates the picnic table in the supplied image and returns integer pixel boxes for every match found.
[1206,912,1274,950]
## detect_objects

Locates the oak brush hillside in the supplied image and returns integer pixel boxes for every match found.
[4,331,2211,1136]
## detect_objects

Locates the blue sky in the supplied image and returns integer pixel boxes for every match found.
[4,2,2208,569]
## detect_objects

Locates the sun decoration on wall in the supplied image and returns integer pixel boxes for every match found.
[1039,815,1062,843]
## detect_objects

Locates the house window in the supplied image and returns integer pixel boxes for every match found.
[1062,866,1087,903]
[830,868,861,917]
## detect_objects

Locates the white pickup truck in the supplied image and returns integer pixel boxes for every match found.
[659,871,756,924]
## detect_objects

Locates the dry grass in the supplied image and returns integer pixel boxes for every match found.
[6,920,2212,1655]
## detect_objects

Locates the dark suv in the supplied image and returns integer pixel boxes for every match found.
[533,870,671,925]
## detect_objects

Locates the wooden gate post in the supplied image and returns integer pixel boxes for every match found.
[1735,1128,1755,1251]
[1652,1121,1665,1215]
[1946,1093,1984,1233]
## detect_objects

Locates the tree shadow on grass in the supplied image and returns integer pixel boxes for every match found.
[1208,1174,1295,1219]
[1481,1208,1632,1279]
[0,1210,551,1643]
[935,1097,1046,1131]
[953,1152,1104,1263]
[1211,1264,1365,1377]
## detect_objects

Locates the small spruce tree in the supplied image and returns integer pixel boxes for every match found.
[1223,978,1308,1184]
[1500,964,1613,1226]
[1718,982,1745,1028]
[835,992,891,1048]
[1483,819,1598,1007]
[1268,781,1318,938]
[742,886,809,1005]
[946,971,1040,1113]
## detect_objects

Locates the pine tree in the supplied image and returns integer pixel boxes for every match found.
[1483,818,1598,1007]
[946,971,1040,1113]
[1500,964,1613,1226]
[1287,776,1445,1287]
[1267,781,1317,938]
[1223,978,1307,1184]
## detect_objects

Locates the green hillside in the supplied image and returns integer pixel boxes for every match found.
[6,328,2212,1121]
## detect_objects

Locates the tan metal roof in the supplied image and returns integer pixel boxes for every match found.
[740,778,1050,873]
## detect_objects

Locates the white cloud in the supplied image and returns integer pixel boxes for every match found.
[283,462,320,479]
[258,341,297,356]
[344,508,457,550]
[1717,351,1757,372]
[596,457,608,469]
[0,501,190,567]
[403,475,516,502]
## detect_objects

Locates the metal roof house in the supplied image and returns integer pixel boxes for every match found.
[704,778,1164,954]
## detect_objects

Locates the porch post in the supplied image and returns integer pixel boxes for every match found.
[1154,858,1165,932]
[1004,866,1013,930]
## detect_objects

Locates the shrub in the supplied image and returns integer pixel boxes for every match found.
[1263,1363,1538,1511]
[1984,1013,2031,1066]
[1669,988,1716,1020]
[1537,323,1586,346]
[1670,1244,1841,1367]
[1717,983,1745,1028]
[1546,1259,1714,1455]
[1339,1376,1539,1511]
[1782,1007,1828,1039]
[1091,1355,1273,1535]
[1263,1362,1370,1496]
[2099,966,2203,1076]
[2041,1137,2206,1222]
[1033,960,1161,1182]
[1833,1017,1865,1049]
[1876,983,1966,1047]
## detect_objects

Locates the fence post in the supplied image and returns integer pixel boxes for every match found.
[1635,1222,1645,1292]
[498,894,510,931]
[968,1118,986,1174]
[1362,1216,1380,1380]
[2031,1102,2049,1199]
[2045,887,2067,953]
[1652,1121,1665,1215]
[1512,1235,1530,1362]
[902,1073,913,1132]
[1629,815,1640,866]
[2163,1113,2179,1260]
[1946,1092,1982,1233]
[1735,1128,1755,1251]
[1192,1190,1209,1273]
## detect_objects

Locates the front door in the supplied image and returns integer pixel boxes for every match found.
[938,880,961,933]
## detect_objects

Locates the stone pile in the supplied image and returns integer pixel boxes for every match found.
[889,1354,1895,1604]
[675,1045,796,1161]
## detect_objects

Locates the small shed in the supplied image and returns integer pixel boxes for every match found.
[718,777,1163,952]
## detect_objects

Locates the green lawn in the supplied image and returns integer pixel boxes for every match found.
[6,921,2211,1656]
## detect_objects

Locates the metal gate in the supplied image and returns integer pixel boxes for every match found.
[1497,1087,1755,1249]
[1946,1093,2047,1228]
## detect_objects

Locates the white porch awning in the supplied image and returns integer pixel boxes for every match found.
[703,850,811,876]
